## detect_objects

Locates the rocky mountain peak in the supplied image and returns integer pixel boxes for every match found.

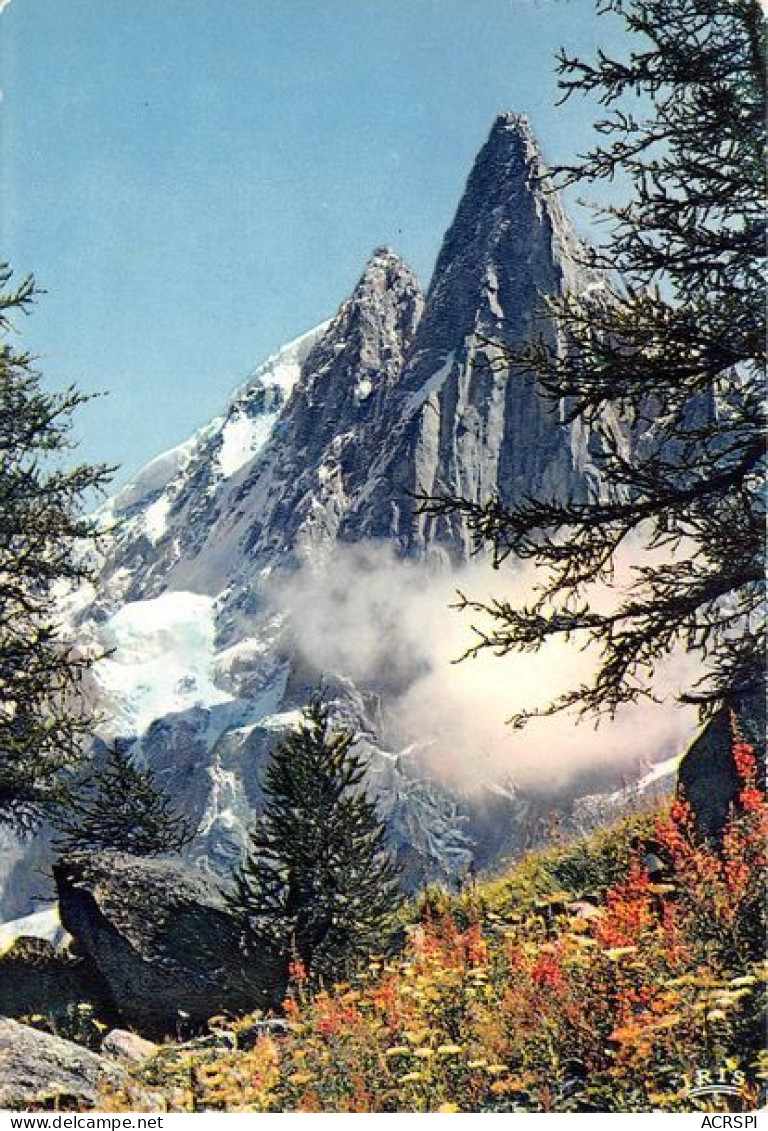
[486,110,537,147]
[358,245,417,288]
[295,246,423,404]
[422,111,583,350]
[172,247,425,574]
[473,111,541,180]
[343,113,598,552]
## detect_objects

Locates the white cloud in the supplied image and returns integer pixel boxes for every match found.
[269,542,702,796]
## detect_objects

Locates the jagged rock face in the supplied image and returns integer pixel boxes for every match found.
[91,117,591,597]
[343,113,601,555]
[215,248,424,571]
[91,249,423,610]
[55,853,279,1034]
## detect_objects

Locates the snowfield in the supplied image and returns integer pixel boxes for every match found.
[96,591,232,736]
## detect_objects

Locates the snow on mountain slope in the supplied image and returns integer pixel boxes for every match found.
[97,592,233,737]
[93,321,329,605]
[217,325,331,479]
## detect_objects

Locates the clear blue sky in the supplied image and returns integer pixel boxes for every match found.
[1,0,629,487]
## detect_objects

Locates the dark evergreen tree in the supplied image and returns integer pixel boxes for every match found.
[232,699,402,987]
[52,743,194,856]
[424,0,765,723]
[0,265,112,831]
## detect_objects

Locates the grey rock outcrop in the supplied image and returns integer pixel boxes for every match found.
[677,693,765,840]
[54,853,279,1035]
[87,116,593,598]
[0,1017,124,1110]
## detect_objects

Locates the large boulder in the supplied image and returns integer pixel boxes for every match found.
[0,1017,124,1109]
[677,693,765,841]
[54,853,283,1036]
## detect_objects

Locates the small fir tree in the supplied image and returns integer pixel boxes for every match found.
[232,699,402,987]
[52,743,194,857]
